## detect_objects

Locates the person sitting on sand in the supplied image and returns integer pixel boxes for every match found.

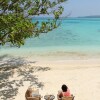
[57,84,71,99]
[25,87,40,100]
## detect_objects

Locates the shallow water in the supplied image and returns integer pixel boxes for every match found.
[1,18,100,58]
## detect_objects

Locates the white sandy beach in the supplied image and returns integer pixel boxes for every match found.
[8,57,100,100]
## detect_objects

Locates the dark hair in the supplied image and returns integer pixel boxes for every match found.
[61,84,68,92]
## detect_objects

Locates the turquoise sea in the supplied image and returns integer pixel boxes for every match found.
[1,18,100,58]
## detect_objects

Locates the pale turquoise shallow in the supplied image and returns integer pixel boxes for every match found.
[1,18,100,57]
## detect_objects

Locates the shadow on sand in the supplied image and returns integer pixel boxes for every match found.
[0,55,50,100]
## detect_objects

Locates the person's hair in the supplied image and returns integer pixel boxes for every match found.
[61,84,68,92]
[25,88,33,99]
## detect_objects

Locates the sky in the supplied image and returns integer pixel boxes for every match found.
[62,0,100,17]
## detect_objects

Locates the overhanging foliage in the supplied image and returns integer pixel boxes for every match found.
[0,0,67,47]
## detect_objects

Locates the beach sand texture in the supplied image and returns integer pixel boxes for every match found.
[1,57,100,100]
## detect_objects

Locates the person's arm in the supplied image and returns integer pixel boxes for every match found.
[57,91,63,99]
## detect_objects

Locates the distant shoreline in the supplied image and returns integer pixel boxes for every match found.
[31,15,100,19]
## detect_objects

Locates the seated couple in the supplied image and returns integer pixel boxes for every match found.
[25,84,72,100]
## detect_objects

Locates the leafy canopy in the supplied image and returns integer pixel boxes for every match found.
[0,0,67,47]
